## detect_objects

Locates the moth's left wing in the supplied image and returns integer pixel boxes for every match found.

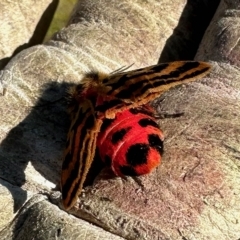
[98,61,211,118]
[61,99,102,210]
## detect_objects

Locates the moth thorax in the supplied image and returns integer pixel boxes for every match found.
[96,105,164,177]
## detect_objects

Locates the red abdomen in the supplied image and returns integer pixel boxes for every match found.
[97,105,164,176]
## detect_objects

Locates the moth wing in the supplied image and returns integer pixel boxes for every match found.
[61,99,102,210]
[99,61,211,118]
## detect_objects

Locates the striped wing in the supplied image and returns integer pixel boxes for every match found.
[61,99,102,210]
[98,61,211,118]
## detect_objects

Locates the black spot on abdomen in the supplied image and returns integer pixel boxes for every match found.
[126,143,149,166]
[148,134,164,155]
[111,127,131,144]
[138,118,159,128]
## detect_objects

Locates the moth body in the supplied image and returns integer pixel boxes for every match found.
[61,61,211,210]
[97,105,164,177]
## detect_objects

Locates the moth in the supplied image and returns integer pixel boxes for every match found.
[61,61,211,210]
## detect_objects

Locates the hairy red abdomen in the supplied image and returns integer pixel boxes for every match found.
[97,105,164,176]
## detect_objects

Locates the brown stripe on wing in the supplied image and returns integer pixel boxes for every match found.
[61,100,102,210]
[99,61,211,119]
[105,61,211,101]
[103,63,169,92]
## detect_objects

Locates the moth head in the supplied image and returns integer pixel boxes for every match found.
[67,71,111,106]
[83,71,112,93]
[83,71,109,83]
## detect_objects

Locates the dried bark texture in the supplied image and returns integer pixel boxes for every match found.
[0,194,124,240]
[58,0,189,68]
[0,179,33,232]
[196,0,240,66]
[0,0,58,69]
[0,0,239,239]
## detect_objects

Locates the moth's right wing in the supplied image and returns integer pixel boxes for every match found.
[61,99,102,210]
[98,61,211,118]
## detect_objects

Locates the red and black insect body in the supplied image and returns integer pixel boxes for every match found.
[97,105,164,177]
[61,61,211,210]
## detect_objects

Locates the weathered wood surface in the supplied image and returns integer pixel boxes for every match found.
[1,0,240,239]
[0,0,57,69]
